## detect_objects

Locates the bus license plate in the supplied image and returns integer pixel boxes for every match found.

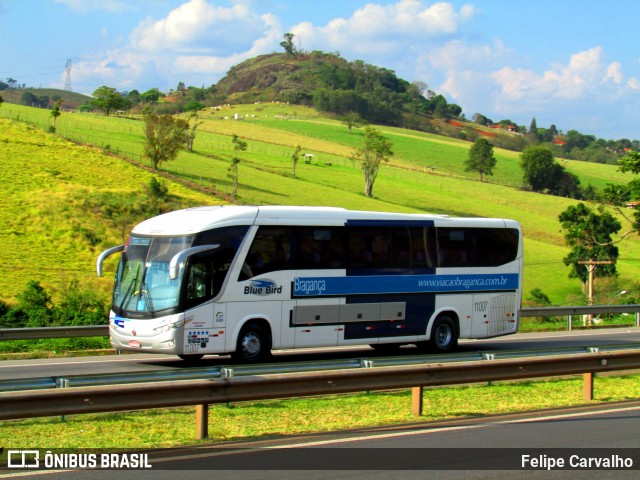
[128,340,141,348]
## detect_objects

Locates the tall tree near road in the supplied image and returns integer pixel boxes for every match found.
[352,127,393,197]
[465,138,497,182]
[604,150,640,237]
[558,203,621,287]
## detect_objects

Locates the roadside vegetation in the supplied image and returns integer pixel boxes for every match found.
[2,375,639,449]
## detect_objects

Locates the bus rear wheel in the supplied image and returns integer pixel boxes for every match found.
[428,316,458,353]
[232,323,271,363]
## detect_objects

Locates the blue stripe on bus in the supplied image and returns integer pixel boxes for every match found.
[292,273,519,297]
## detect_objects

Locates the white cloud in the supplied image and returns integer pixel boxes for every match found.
[172,12,283,75]
[130,0,273,55]
[606,62,624,84]
[433,46,640,138]
[424,38,513,71]
[72,0,282,92]
[291,1,477,56]
[490,47,627,103]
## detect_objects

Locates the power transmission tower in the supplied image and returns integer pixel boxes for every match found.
[64,59,72,92]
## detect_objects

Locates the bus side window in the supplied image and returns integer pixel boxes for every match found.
[437,229,469,267]
[241,227,293,279]
[185,259,211,302]
[411,227,435,268]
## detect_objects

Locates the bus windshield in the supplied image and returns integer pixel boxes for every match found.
[113,235,195,315]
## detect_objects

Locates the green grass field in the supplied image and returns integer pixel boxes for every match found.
[1,375,638,448]
[1,103,639,306]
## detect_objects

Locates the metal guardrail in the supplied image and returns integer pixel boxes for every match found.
[0,325,108,340]
[1,348,639,441]
[1,343,639,393]
[523,304,640,316]
[1,305,639,341]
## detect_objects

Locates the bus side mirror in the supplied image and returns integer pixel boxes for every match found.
[169,244,220,280]
[96,245,125,277]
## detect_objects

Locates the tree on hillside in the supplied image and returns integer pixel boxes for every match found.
[140,88,163,104]
[0,94,3,107]
[50,98,63,133]
[603,150,640,236]
[21,91,40,107]
[291,145,302,177]
[411,81,430,97]
[352,127,393,197]
[430,95,448,118]
[528,117,539,143]
[143,113,188,170]
[465,138,497,182]
[126,89,141,106]
[185,113,202,152]
[229,134,247,197]
[520,146,582,197]
[472,113,492,126]
[91,86,131,115]
[341,112,366,133]
[559,203,621,287]
[447,104,462,117]
[280,33,297,56]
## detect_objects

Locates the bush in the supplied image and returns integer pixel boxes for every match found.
[0,279,109,329]
[55,278,109,326]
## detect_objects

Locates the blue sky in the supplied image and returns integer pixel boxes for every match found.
[1,0,639,140]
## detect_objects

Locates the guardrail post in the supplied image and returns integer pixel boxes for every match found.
[55,378,70,421]
[222,368,235,408]
[196,404,209,439]
[583,372,594,401]
[411,387,423,416]
[482,353,496,386]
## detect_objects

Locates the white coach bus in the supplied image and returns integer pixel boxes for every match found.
[97,206,523,362]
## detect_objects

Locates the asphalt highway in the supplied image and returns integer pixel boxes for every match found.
[1,327,639,381]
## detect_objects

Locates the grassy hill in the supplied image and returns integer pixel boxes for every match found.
[0,117,220,304]
[1,103,638,307]
[1,88,91,111]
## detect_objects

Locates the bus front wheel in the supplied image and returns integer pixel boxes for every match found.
[232,323,271,363]
[428,316,458,353]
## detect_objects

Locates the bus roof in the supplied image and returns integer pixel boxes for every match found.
[131,205,519,236]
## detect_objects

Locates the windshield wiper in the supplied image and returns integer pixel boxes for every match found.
[118,264,141,311]
[139,279,155,317]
